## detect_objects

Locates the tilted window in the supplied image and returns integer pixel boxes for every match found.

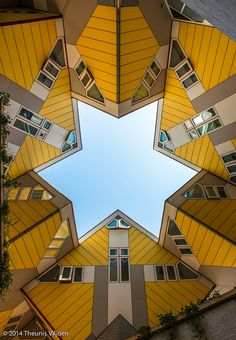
[168,219,182,236]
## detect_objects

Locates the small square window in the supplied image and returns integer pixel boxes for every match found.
[109,248,118,256]
[150,61,160,77]
[156,266,165,281]
[43,120,52,130]
[216,186,228,199]
[204,186,218,198]
[188,130,198,140]
[144,71,155,87]
[222,152,236,164]
[76,61,86,76]
[44,60,60,79]
[179,248,193,255]
[173,238,188,246]
[176,61,192,79]
[166,265,176,280]
[59,266,73,281]
[184,119,193,130]
[120,248,129,256]
[73,267,83,282]
[182,73,198,89]
[37,71,54,89]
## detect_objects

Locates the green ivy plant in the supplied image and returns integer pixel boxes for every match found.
[0,91,13,297]
[137,325,152,339]
[159,311,177,340]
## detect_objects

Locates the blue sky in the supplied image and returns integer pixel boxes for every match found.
[41,101,196,237]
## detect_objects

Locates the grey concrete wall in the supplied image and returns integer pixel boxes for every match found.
[183,0,236,42]
[151,299,236,340]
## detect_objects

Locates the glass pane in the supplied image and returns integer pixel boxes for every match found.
[87,83,104,103]
[205,186,217,197]
[197,119,222,135]
[167,0,184,11]
[168,220,182,236]
[230,176,236,183]
[177,262,199,279]
[18,187,31,200]
[170,40,185,68]
[67,131,76,144]
[184,184,205,199]
[55,220,70,238]
[132,83,149,103]
[156,266,165,280]
[43,120,52,130]
[166,265,176,280]
[14,119,38,136]
[120,219,130,227]
[222,152,236,164]
[174,238,188,246]
[7,316,22,324]
[74,268,82,282]
[8,187,20,200]
[49,39,65,67]
[76,61,86,76]
[227,164,236,174]
[180,248,193,255]
[19,108,43,126]
[182,73,198,88]
[110,258,117,281]
[182,5,204,23]
[82,72,91,86]
[164,141,174,152]
[37,72,54,89]
[121,258,129,281]
[49,240,64,248]
[62,142,72,153]
[144,71,155,87]
[107,219,118,228]
[216,187,228,199]
[176,62,191,78]
[31,186,52,200]
[150,61,160,76]
[39,265,60,282]
[45,62,59,77]
[110,248,118,256]
[61,267,72,279]
[170,7,190,20]
[192,108,216,126]
[160,130,168,143]
[188,130,198,140]
[120,249,128,256]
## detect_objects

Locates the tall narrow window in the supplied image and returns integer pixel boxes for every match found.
[109,248,129,282]
[166,265,176,280]
[49,39,66,68]
[121,258,129,281]
[170,40,186,68]
[156,265,165,281]
[110,258,118,281]
[168,219,182,236]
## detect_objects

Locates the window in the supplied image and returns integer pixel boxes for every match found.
[169,40,186,68]
[73,267,83,283]
[221,152,236,177]
[184,184,205,199]
[3,315,23,333]
[87,83,104,103]
[132,83,149,103]
[81,70,93,87]
[173,238,188,246]
[168,219,182,236]
[19,107,43,126]
[31,186,52,200]
[196,119,222,136]
[204,186,218,198]
[155,265,165,281]
[3,154,15,175]
[167,0,204,23]
[230,176,236,184]
[18,187,31,200]
[75,60,86,76]
[49,39,66,68]
[54,220,70,239]
[44,220,70,258]
[37,71,54,89]
[13,118,38,136]
[177,263,199,279]
[216,186,228,198]
[176,60,192,79]
[192,108,216,126]
[109,248,129,282]
[43,120,52,130]
[159,130,175,153]
[222,152,236,164]
[107,217,130,229]
[182,72,198,89]
[61,130,78,153]
[39,265,61,282]
[144,71,155,87]
[184,119,193,130]
[59,266,73,282]
[150,61,160,77]
[166,265,176,280]
[43,60,60,79]
[179,248,193,255]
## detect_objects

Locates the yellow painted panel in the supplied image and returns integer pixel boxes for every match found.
[129,227,178,265]
[120,7,143,20]
[221,246,236,267]
[178,23,236,91]
[0,310,13,333]
[88,17,116,33]
[9,243,24,269]
[27,283,93,339]
[146,281,209,326]
[60,227,108,266]
[93,5,116,20]
[120,18,148,33]
[8,136,61,179]
[120,37,157,55]
[78,46,116,65]
[121,28,153,44]
[39,69,75,130]
[78,36,116,55]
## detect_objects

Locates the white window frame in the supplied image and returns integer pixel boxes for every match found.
[81,69,93,89]
[48,38,67,69]
[86,81,105,105]
[109,248,118,256]
[165,264,177,281]
[38,264,61,283]
[204,186,219,199]
[181,71,199,90]
[131,80,150,105]
[59,266,73,282]
[149,59,161,79]
[176,262,199,281]
[215,186,229,199]
[119,256,130,283]
[72,267,83,283]
[36,70,55,90]
[155,265,166,281]
[43,59,60,80]
[173,238,189,246]
[109,247,130,283]
[178,247,193,256]
[166,0,205,24]
[168,39,188,69]
[175,59,193,80]
[109,257,119,283]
